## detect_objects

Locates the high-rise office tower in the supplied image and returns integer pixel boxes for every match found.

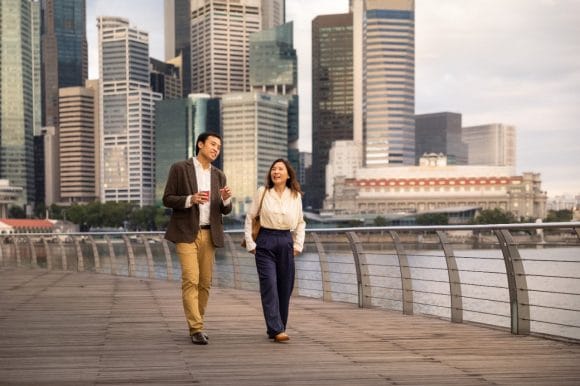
[310,13,353,210]
[250,21,298,170]
[41,0,87,128]
[261,0,284,30]
[352,0,415,166]
[0,0,41,206]
[40,0,87,206]
[190,0,261,96]
[222,92,288,215]
[415,112,468,165]
[58,86,97,203]
[462,123,516,169]
[98,17,162,207]
[155,94,221,205]
[164,0,191,97]
[150,58,182,100]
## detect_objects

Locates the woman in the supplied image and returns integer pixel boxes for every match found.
[243,159,306,343]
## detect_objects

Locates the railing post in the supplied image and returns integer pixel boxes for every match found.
[494,229,530,335]
[0,236,4,267]
[345,231,371,308]
[105,236,118,275]
[42,237,52,270]
[57,237,67,270]
[436,231,463,323]
[27,236,37,267]
[88,236,101,272]
[73,236,85,272]
[15,237,22,267]
[122,235,136,277]
[311,233,332,302]
[389,231,414,315]
[141,235,155,279]
[223,233,241,289]
[160,238,174,280]
[574,227,580,241]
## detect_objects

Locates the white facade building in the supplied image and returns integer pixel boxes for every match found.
[221,92,288,215]
[325,140,363,200]
[98,17,162,206]
[462,123,516,168]
[325,152,547,220]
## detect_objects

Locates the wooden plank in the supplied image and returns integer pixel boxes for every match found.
[0,268,579,385]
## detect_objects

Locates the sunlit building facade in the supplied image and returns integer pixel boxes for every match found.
[222,92,288,215]
[190,0,261,96]
[98,16,162,207]
[352,0,415,166]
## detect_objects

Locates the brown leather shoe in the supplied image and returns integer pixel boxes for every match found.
[274,332,289,342]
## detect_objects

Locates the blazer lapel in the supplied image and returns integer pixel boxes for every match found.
[186,158,197,194]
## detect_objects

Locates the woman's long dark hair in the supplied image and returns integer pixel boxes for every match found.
[265,158,303,197]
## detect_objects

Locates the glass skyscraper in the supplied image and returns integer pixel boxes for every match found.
[155,95,221,205]
[250,21,299,171]
[0,0,41,206]
[310,13,354,210]
[164,0,191,97]
[41,0,87,128]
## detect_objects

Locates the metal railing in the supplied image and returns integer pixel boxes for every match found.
[1,222,579,341]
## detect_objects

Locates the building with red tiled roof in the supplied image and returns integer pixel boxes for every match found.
[0,219,54,234]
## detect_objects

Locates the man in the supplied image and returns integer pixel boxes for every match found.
[163,132,233,345]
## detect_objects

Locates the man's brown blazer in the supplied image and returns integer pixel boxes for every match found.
[163,158,232,247]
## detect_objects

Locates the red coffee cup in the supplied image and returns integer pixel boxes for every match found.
[200,190,209,203]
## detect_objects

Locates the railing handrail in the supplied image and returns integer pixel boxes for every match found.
[3,221,577,238]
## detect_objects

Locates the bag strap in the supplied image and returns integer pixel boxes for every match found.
[256,188,266,217]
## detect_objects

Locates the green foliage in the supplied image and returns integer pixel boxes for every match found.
[373,216,389,226]
[472,208,517,224]
[545,209,572,222]
[415,213,449,225]
[8,205,26,218]
[40,201,172,231]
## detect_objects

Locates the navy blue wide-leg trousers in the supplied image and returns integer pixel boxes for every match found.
[255,228,295,337]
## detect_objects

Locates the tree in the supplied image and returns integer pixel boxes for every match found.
[545,209,572,222]
[473,208,517,224]
[416,213,448,226]
[8,205,26,218]
[373,216,389,226]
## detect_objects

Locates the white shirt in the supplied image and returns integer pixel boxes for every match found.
[244,186,306,252]
[185,157,233,226]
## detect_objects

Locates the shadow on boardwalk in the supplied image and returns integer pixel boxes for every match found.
[1,268,580,386]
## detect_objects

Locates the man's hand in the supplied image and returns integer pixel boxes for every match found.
[220,186,232,200]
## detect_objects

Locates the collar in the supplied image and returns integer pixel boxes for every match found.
[193,156,211,171]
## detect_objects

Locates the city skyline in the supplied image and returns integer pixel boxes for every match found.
[86,0,580,197]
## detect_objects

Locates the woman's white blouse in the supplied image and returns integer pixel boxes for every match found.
[244,186,306,252]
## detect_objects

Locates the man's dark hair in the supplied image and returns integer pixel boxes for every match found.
[195,132,222,155]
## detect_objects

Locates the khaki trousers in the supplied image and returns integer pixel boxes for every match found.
[176,229,215,335]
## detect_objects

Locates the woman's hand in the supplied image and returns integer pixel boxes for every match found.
[293,249,300,256]
[250,249,256,255]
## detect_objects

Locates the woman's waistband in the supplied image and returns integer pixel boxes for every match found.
[260,227,291,234]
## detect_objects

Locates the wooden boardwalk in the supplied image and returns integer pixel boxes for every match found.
[1,268,580,386]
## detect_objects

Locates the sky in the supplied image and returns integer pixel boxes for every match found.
[86,0,580,197]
